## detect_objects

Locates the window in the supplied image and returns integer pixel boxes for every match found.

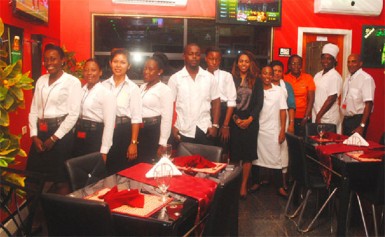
[93,14,271,81]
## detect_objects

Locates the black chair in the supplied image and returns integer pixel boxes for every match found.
[40,193,115,236]
[0,167,45,236]
[348,155,384,237]
[202,166,242,236]
[65,152,108,191]
[305,123,337,137]
[379,132,385,145]
[176,142,223,162]
[284,133,338,233]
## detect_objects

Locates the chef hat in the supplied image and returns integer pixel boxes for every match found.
[322,43,339,59]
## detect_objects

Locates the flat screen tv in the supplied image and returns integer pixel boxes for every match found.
[216,0,281,26]
[12,0,49,24]
[361,25,385,68]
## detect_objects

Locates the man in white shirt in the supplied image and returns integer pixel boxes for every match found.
[341,53,375,137]
[205,46,236,158]
[168,43,221,145]
[312,43,343,133]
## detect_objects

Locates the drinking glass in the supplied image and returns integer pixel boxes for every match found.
[162,144,173,159]
[154,163,173,202]
[317,124,326,140]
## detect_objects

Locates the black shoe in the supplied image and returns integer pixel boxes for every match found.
[248,184,261,194]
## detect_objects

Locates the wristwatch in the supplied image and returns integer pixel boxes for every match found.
[131,140,139,144]
[360,123,365,128]
[212,124,220,128]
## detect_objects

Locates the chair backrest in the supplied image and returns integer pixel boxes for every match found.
[65,152,108,191]
[305,123,337,137]
[285,133,309,187]
[176,142,223,163]
[41,193,115,236]
[379,132,385,145]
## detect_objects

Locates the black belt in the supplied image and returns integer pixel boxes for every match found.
[77,119,103,131]
[38,115,67,128]
[344,114,362,119]
[142,116,161,126]
[115,116,131,125]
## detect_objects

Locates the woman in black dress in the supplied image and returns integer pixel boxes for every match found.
[229,51,263,199]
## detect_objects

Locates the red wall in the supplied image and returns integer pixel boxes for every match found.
[0,0,61,157]
[273,0,384,142]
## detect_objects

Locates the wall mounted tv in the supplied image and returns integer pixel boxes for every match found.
[12,0,49,24]
[216,0,281,26]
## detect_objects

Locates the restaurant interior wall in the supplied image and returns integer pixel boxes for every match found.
[60,0,384,142]
[0,0,62,164]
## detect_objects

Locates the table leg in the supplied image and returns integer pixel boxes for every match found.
[336,176,350,236]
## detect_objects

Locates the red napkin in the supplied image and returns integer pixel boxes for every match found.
[310,132,348,143]
[98,186,144,209]
[359,150,385,159]
[173,155,216,168]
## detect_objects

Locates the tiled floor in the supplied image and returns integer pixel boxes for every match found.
[238,183,377,237]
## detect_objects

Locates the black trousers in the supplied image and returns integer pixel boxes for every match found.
[343,114,368,138]
[72,126,103,157]
[137,122,161,164]
[294,118,310,137]
[106,122,132,175]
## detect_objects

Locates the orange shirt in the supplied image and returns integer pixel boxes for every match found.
[284,73,315,118]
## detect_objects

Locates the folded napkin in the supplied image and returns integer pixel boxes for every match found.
[343,132,369,146]
[145,157,182,178]
[98,186,144,209]
[172,155,216,168]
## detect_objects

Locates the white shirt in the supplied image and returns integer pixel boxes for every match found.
[312,68,342,126]
[102,76,142,124]
[168,66,220,138]
[81,82,116,154]
[341,68,375,116]
[211,69,236,107]
[140,81,173,146]
[29,72,82,139]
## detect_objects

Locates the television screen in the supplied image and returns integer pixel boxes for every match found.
[13,0,49,24]
[216,0,281,26]
[362,25,385,68]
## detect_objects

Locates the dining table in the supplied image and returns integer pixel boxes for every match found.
[68,160,240,236]
[305,132,384,237]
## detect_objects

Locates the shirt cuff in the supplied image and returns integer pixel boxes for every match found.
[100,146,110,154]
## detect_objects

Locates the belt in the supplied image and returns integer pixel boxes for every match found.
[38,115,67,128]
[344,114,362,119]
[142,116,161,126]
[115,116,131,125]
[77,119,103,131]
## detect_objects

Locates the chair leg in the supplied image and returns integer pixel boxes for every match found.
[372,204,378,237]
[299,187,338,233]
[285,182,306,219]
[297,189,312,231]
[356,193,369,237]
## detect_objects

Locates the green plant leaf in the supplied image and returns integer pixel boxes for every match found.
[0,86,8,101]
[0,107,9,126]
[0,158,9,167]
[3,94,15,110]
[18,148,27,157]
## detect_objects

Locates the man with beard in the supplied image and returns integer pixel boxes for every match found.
[168,43,221,145]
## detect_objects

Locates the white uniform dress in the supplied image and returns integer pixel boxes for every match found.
[254,85,288,169]
[312,68,343,133]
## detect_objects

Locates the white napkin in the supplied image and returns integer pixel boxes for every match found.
[343,132,369,146]
[145,157,182,178]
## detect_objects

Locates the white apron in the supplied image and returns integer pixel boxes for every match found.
[254,85,288,169]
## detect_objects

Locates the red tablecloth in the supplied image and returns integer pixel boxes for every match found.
[314,136,384,186]
[118,163,217,217]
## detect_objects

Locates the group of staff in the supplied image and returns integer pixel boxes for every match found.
[26,42,376,199]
